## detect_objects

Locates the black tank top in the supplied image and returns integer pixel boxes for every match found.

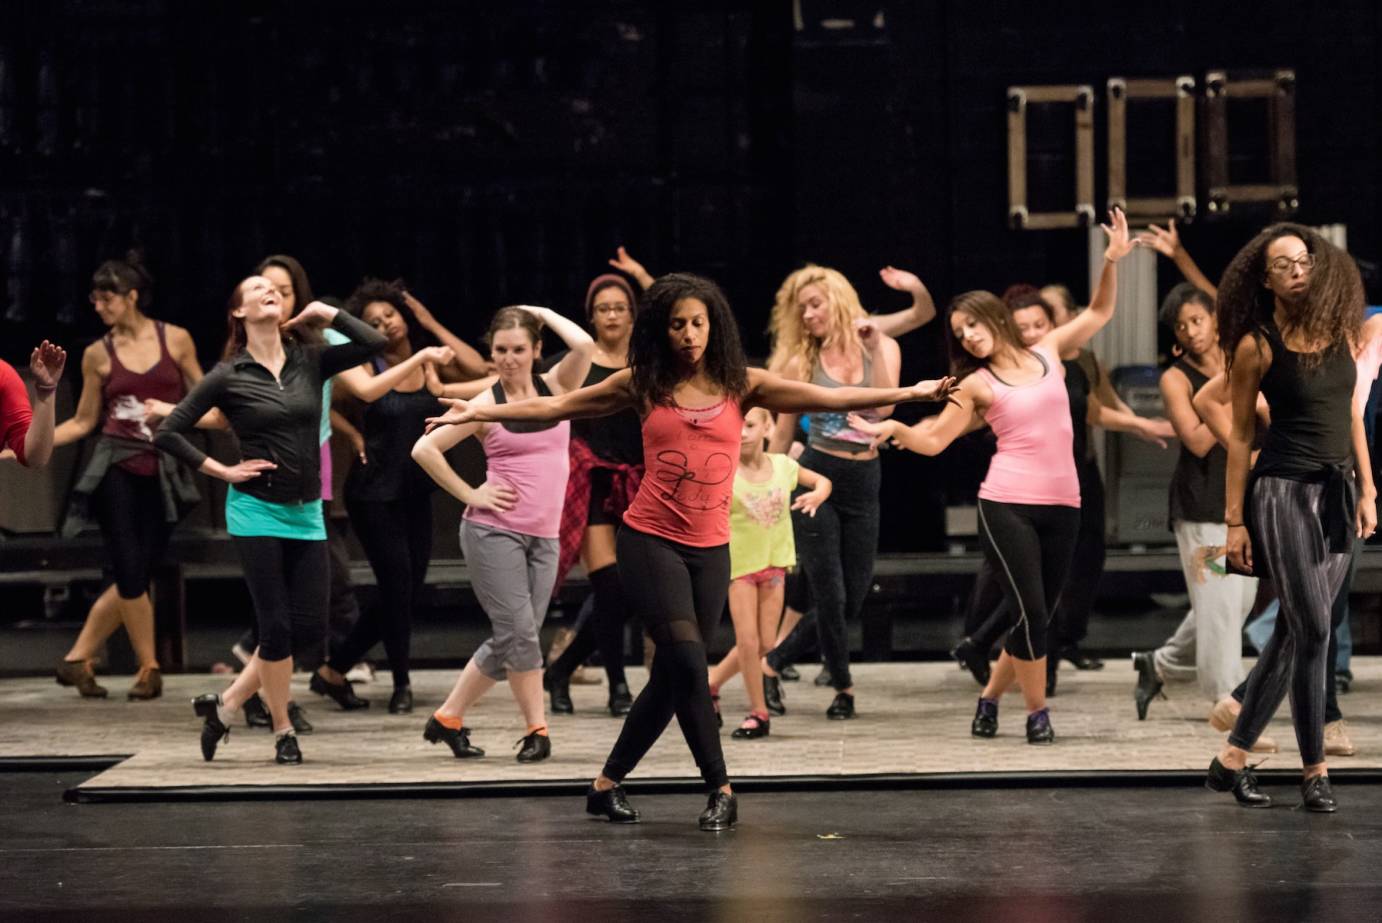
[344,357,441,502]
[1253,318,1355,481]
[545,352,644,465]
[1167,358,1227,523]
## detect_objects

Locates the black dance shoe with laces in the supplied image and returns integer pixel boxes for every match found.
[515,731,552,763]
[698,791,738,831]
[763,676,786,716]
[422,717,485,758]
[309,672,370,710]
[1205,757,1272,808]
[586,784,640,823]
[825,692,855,720]
[1132,652,1165,721]
[1301,775,1337,813]
[950,638,992,686]
[608,682,633,717]
[274,733,303,765]
[192,693,230,762]
[971,697,998,738]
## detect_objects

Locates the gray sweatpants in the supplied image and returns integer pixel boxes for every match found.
[459,520,559,681]
[1153,520,1258,701]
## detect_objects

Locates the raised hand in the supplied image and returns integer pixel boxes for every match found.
[424,397,477,433]
[220,458,277,484]
[470,481,518,513]
[878,266,924,295]
[1101,207,1137,262]
[282,301,338,331]
[608,246,651,284]
[401,290,436,327]
[1136,219,1182,259]
[30,341,66,389]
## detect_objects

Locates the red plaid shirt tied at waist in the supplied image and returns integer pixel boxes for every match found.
[555,437,644,590]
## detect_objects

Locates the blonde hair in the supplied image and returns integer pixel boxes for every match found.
[767,265,867,380]
[745,406,773,426]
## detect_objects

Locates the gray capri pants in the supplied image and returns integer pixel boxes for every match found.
[459,520,559,680]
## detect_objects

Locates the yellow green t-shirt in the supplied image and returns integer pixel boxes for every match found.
[729,453,800,580]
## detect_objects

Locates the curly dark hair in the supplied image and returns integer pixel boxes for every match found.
[628,272,748,409]
[1218,223,1363,370]
[345,277,429,352]
[946,290,1029,381]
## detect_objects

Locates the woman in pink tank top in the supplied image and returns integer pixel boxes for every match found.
[425,272,955,831]
[49,255,205,702]
[411,305,593,764]
[851,208,1137,745]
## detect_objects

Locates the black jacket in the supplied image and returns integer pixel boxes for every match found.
[154,312,387,504]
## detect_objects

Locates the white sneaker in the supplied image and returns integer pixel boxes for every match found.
[345,662,374,684]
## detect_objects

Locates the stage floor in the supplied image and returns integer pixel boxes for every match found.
[5,659,1380,799]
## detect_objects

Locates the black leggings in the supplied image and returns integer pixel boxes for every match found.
[331,492,433,688]
[547,563,628,686]
[92,466,174,600]
[602,527,730,791]
[233,535,329,663]
[976,498,1080,661]
[1229,478,1352,764]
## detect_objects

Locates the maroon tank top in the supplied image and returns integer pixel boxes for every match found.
[102,321,185,476]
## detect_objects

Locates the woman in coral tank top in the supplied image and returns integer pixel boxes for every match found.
[424,272,954,831]
[851,208,1137,747]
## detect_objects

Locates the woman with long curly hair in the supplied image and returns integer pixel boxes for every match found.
[1204,224,1375,813]
[423,272,953,830]
[850,210,1136,744]
[755,265,926,720]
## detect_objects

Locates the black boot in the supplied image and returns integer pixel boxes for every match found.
[192,693,230,762]
[608,682,632,717]
[1132,652,1164,721]
[422,716,485,758]
[950,637,992,686]
[586,784,640,823]
[388,685,413,715]
[763,675,786,716]
[515,730,552,763]
[1301,775,1337,813]
[309,672,370,710]
[1205,757,1272,808]
[698,791,738,831]
[548,673,574,715]
[243,693,271,729]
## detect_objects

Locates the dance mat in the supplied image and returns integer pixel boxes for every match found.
[5,661,1380,802]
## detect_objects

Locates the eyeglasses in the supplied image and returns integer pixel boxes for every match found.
[593,303,630,315]
[1268,253,1315,275]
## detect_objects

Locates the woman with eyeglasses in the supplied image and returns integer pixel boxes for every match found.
[48,255,203,701]
[1204,224,1374,814]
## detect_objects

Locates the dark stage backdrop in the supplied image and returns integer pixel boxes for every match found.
[2,0,1379,551]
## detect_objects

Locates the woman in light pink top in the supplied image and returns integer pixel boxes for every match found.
[411,305,593,763]
[851,208,1137,745]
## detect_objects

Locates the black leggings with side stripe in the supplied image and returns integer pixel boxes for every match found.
[601,526,730,791]
[976,498,1080,662]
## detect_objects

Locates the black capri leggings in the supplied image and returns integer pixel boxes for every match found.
[976,498,1080,662]
[233,535,329,664]
[602,526,730,791]
[93,466,174,600]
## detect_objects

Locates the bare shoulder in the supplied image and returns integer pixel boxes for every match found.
[957,372,993,409]
[1234,332,1270,373]
[1159,363,1189,394]
[82,339,110,372]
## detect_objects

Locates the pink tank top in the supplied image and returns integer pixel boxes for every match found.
[622,398,743,547]
[462,415,571,539]
[976,344,1080,508]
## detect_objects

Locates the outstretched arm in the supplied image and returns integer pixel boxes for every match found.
[1047,207,1137,356]
[425,367,635,430]
[868,267,938,338]
[745,366,953,416]
[846,377,984,457]
[334,346,454,404]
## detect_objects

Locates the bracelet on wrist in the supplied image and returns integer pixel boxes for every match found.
[34,383,57,393]
[1225,521,1244,528]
